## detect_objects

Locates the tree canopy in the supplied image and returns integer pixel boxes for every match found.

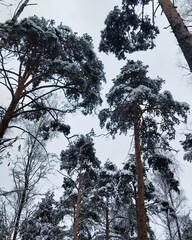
[0,15,105,142]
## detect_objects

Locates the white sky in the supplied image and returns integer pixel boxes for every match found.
[1,0,192,223]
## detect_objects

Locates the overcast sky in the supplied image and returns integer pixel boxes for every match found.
[1,0,192,215]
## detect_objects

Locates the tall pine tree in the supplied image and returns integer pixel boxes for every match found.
[99,60,189,240]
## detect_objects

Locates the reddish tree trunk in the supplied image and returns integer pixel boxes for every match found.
[133,102,148,240]
[159,0,192,72]
[0,85,24,140]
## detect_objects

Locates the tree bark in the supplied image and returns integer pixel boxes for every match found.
[159,0,192,72]
[12,144,33,240]
[12,177,29,240]
[0,81,24,141]
[73,158,83,240]
[168,191,182,240]
[166,210,173,240]
[133,102,148,240]
[105,193,110,240]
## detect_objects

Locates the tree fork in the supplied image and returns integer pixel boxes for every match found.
[0,85,24,141]
[133,102,148,240]
[159,0,192,72]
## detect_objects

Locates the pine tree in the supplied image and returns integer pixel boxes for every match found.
[149,152,191,240]
[94,160,120,239]
[0,15,105,147]
[115,155,156,240]
[60,134,101,240]
[100,0,192,72]
[99,60,189,240]
[19,192,66,240]
[181,217,192,240]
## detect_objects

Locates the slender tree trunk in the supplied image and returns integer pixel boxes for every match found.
[12,153,32,240]
[105,193,110,240]
[168,191,182,240]
[159,0,192,72]
[12,183,28,240]
[133,102,148,240]
[166,211,173,240]
[73,158,83,240]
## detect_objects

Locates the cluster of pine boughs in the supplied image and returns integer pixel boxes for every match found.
[1,0,192,240]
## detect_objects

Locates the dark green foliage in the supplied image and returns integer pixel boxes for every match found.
[99,0,159,59]
[181,133,192,162]
[148,154,179,192]
[19,192,66,240]
[60,134,102,238]
[0,15,105,137]
[99,60,188,238]
[0,217,8,240]
[182,218,192,240]
[40,120,71,140]
[99,60,189,149]
[60,134,100,177]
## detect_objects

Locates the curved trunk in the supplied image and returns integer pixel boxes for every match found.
[133,102,148,240]
[159,0,192,72]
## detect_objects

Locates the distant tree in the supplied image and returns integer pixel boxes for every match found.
[149,152,192,240]
[60,134,101,240]
[0,15,105,148]
[0,201,9,240]
[116,155,156,240]
[181,132,192,162]
[100,0,192,72]
[181,216,192,240]
[94,160,120,240]
[0,117,57,240]
[149,153,180,240]
[11,122,56,240]
[99,60,189,240]
[19,192,66,240]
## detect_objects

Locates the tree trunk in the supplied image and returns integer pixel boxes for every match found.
[166,210,173,240]
[105,193,110,240]
[73,158,83,240]
[168,191,182,240]
[0,84,24,141]
[12,183,28,240]
[133,102,148,240]
[159,0,192,72]
[12,153,31,240]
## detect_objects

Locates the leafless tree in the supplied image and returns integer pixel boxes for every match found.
[0,118,57,240]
